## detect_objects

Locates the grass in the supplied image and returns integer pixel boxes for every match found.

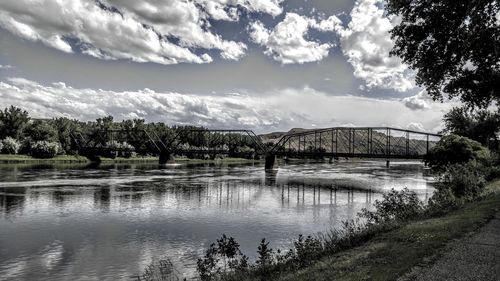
[0,154,89,163]
[271,179,500,281]
[0,154,261,164]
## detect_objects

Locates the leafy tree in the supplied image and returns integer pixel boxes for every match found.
[52,117,82,154]
[386,0,500,107]
[24,120,58,142]
[425,134,491,171]
[442,107,500,149]
[0,106,30,139]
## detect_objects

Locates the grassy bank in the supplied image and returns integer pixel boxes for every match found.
[269,179,500,281]
[0,154,89,163]
[0,154,261,165]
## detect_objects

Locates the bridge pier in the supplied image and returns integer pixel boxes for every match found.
[159,151,175,165]
[265,154,277,170]
[386,160,390,168]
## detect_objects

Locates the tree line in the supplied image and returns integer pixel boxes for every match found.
[0,106,260,159]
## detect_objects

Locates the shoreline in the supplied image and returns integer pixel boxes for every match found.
[0,154,263,165]
[227,179,500,281]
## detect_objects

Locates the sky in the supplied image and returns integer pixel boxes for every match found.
[0,0,455,133]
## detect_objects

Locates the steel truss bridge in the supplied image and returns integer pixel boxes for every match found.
[72,127,441,169]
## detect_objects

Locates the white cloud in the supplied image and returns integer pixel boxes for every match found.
[196,0,284,20]
[0,65,13,69]
[403,91,433,110]
[338,0,414,92]
[249,13,342,64]
[0,0,285,64]
[0,78,447,133]
[406,122,425,132]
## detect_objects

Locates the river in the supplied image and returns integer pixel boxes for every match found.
[0,160,435,280]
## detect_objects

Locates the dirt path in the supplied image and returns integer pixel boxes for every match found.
[404,213,500,281]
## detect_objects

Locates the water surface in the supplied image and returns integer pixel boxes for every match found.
[0,160,434,280]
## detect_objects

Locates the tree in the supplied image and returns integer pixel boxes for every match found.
[52,117,82,154]
[442,107,500,149]
[0,106,30,139]
[386,0,500,108]
[24,120,58,142]
[425,134,491,171]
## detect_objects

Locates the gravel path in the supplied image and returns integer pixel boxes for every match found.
[404,213,500,281]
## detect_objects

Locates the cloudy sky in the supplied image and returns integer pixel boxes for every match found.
[0,0,453,133]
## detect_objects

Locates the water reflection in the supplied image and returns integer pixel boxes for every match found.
[0,160,434,280]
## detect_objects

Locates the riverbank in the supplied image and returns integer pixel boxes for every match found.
[0,154,262,165]
[271,179,500,281]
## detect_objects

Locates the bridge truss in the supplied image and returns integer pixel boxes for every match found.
[72,126,441,167]
[270,127,441,160]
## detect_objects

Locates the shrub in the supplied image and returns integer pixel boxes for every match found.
[197,234,249,281]
[1,137,21,154]
[427,188,461,214]
[30,141,61,158]
[255,238,275,277]
[104,141,135,158]
[135,259,183,281]
[291,234,323,268]
[436,162,486,200]
[486,166,500,181]
[359,188,424,225]
[426,134,491,172]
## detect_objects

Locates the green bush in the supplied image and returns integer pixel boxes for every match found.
[427,188,461,214]
[104,141,135,158]
[426,134,491,172]
[359,188,424,225]
[436,162,486,200]
[1,137,21,154]
[486,166,500,181]
[196,234,249,281]
[30,141,61,158]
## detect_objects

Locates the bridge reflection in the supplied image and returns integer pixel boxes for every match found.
[0,178,404,218]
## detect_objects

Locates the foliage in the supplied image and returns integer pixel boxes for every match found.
[24,120,58,142]
[104,141,136,158]
[486,166,500,181]
[291,235,323,268]
[436,162,486,200]
[135,259,184,281]
[256,239,274,266]
[30,141,61,158]
[1,137,21,154]
[196,234,249,281]
[0,106,30,139]
[0,106,264,160]
[426,134,491,172]
[442,107,500,149]
[52,117,82,154]
[359,188,424,225]
[386,0,500,108]
[427,188,461,214]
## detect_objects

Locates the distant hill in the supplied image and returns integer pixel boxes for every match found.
[259,128,316,144]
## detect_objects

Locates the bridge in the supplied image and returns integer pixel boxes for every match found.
[72,127,441,169]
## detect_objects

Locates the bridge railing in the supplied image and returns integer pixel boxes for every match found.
[270,127,441,159]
